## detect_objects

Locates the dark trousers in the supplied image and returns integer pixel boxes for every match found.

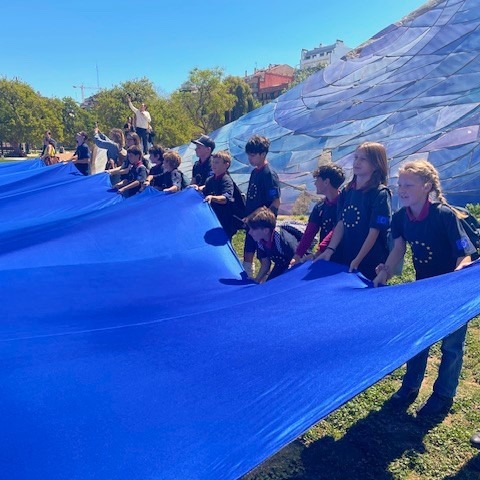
[135,127,149,154]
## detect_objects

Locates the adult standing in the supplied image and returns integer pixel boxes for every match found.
[190,135,215,187]
[127,95,151,155]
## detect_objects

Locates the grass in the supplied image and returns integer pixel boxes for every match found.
[230,228,480,480]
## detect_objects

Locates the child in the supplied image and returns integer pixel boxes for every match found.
[63,131,91,175]
[242,135,281,278]
[246,207,298,283]
[147,144,165,177]
[290,163,346,267]
[190,135,215,187]
[113,145,148,197]
[315,141,392,280]
[373,159,475,418]
[192,150,239,239]
[146,150,185,193]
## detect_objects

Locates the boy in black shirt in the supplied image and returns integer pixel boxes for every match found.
[243,135,281,277]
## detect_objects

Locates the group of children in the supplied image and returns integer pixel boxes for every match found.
[43,127,478,421]
[240,138,477,423]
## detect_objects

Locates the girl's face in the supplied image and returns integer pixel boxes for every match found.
[353,148,375,179]
[398,172,431,208]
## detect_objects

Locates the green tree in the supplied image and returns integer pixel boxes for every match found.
[0,78,61,152]
[224,76,259,124]
[175,68,236,134]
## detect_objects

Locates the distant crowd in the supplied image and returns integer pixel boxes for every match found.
[38,96,480,440]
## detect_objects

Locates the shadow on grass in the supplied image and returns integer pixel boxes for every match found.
[244,397,449,480]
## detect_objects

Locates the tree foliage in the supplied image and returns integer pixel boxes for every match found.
[0,69,258,154]
[224,76,259,123]
[175,67,236,134]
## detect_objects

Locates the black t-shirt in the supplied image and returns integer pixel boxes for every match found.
[245,164,281,216]
[309,199,338,243]
[392,202,476,280]
[337,185,391,279]
[192,157,213,186]
[152,169,184,191]
[203,173,235,237]
[257,227,298,280]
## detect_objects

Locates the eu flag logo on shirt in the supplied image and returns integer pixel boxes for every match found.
[376,215,389,225]
[456,236,470,250]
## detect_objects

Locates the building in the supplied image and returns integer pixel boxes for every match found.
[300,39,352,70]
[244,64,295,105]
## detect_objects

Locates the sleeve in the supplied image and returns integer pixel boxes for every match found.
[136,166,148,183]
[308,202,324,225]
[370,188,391,230]
[264,169,281,203]
[171,170,183,190]
[221,176,234,201]
[295,222,320,257]
[94,133,114,150]
[440,206,477,257]
[391,209,405,240]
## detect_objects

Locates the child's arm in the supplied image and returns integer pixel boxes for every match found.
[314,221,344,262]
[117,180,140,194]
[204,194,227,205]
[255,258,271,283]
[455,255,472,270]
[349,227,380,272]
[373,237,407,287]
[269,198,281,216]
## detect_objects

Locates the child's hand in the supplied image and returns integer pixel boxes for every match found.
[373,270,388,287]
[349,257,361,272]
[289,255,302,269]
[313,249,332,263]
[204,195,213,204]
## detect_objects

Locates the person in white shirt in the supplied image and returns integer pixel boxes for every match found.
[127,94,152,155]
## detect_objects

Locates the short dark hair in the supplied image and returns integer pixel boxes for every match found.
[149,144,165,159]
[313,164,346,189]
[245,135,270,155]
[246,206,276,231]
[127,145,143,157]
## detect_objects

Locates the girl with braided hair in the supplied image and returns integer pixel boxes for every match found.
[373,159,475,418]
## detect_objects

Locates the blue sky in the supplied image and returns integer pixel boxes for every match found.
[3,0,424,101]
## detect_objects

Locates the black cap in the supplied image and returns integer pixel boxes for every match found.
[191,134,215,151]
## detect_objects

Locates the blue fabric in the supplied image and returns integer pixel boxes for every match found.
[178,0,480,210]
[0,164,479,479]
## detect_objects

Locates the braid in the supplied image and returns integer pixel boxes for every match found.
[399,159,466,219]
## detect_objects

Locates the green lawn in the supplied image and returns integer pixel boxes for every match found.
[230,230,480,480]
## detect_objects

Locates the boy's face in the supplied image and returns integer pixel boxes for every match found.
[248,227,271,242]
[128,152,141,164]
[151,153,162,165]
[195,144,211,161]
[315,176,329,195]
[247,152,266,168]
[211,157,228,176]
[163,160,174,172]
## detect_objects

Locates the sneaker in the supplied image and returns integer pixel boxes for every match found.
[416,393,453,419]
[390,386,419,407]
[470,432,480,449]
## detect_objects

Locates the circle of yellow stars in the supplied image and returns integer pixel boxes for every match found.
[343,205,361,228]
[410,240,433,264]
